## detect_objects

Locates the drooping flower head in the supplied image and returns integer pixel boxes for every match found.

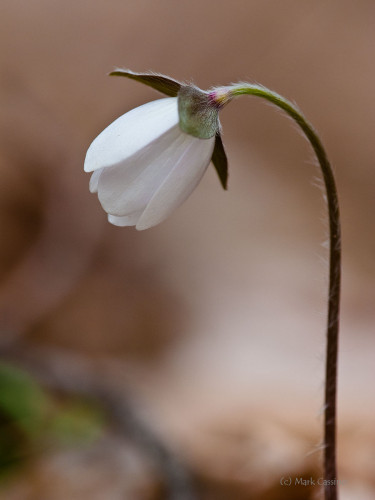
[84,70,230,230]
[84,69,343,498]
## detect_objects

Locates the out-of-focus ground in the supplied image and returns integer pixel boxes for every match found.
[0,1,374,498]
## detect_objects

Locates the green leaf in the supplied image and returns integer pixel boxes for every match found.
[211,133,228,190]
[109,69,181,97]
[0,363,48,437]
[48,402,104,446]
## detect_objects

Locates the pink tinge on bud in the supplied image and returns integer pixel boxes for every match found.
[208,87,232,108]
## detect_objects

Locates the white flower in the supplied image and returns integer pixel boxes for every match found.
[84,69,229,230]
[84,97,215,230]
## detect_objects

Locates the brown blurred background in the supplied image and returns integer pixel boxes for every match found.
[0,0,374,498]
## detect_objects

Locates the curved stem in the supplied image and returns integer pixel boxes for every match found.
[227,84,341,500]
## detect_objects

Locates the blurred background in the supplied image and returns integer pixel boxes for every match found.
[0,0,374,498]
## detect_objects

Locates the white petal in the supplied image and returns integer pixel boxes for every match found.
[97,131,190,216]
[89,169,103,193]
[84,98,178,173]
[136,135,215,230]
[108,213,142,226]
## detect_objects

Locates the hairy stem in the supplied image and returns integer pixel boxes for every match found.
[228,84,341,500]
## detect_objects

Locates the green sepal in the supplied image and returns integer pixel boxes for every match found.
[178,86,219,139]
[211,133,228,190]
[109,69,181,97]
